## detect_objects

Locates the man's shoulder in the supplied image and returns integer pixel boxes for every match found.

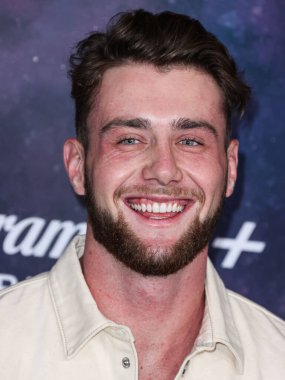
[0,272,50,322]
[0,272,48,298]
[0,271,58,355]
[0,235,84,308]
[227,288,285,345]
[228,288,285,327]
[207,260,285,339]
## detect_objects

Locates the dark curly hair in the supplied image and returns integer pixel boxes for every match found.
[69,9,250,150]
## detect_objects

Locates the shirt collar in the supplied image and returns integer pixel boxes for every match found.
[49,236,243,371]
[194,259,244,373]
[48,235,132,358]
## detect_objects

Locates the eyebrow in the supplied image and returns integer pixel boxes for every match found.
[100,118,151,134]
[171,118,218,137]
[100,117,218,138]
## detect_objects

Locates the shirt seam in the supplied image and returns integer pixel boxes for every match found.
[129,336,138,380]
[0,272,48,297]
[227,289,285,326]
[204,267,244,373]
[48,274,69,358]
[205,278,214,343]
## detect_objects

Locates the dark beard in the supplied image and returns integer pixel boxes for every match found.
[84,175,224,277]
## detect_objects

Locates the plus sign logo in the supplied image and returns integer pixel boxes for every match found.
[212,221,266,269]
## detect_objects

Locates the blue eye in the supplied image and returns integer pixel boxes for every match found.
[179,139,200,146]
[119,138,139,145]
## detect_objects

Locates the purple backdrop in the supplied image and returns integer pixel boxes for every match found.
[0,0,284,319]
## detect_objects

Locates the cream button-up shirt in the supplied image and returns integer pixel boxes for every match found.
[0,235,284,379]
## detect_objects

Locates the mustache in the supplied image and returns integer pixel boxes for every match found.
[115,185,205,203]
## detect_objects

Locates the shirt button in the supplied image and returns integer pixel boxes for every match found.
[122,357,131,368]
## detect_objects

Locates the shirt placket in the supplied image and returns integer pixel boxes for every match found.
[105,326,138,380]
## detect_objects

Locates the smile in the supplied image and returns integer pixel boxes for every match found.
[127,198,190,216]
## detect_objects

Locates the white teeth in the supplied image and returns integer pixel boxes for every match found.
[152,202,160,213]
[130,201,185,213]
[167,203,172,212]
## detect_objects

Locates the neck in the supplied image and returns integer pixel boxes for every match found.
[82,227,207,378]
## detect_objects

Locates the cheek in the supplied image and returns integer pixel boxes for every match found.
[201,162,227,214]
[181,152,227,202]
[89,146,141,201]
[183,149,226,181]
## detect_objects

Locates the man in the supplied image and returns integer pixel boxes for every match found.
[0,9,284,380]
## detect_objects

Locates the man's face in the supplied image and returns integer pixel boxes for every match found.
[67,64,238,276]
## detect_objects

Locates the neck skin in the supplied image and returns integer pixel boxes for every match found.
[82,224,207,379]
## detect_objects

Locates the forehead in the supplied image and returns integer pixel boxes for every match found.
[87,63,226,132]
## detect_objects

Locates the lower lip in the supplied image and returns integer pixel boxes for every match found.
[136,211,181,219]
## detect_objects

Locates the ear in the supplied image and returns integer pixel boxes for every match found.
[63,138,85,196]
[225,139,239,197]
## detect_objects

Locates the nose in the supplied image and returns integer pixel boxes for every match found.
[142,143,183,185]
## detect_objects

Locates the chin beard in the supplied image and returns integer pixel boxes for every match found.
[84,174,225,277]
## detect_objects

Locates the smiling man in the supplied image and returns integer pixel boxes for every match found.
[68,64,233,278]
[0,9,284,380]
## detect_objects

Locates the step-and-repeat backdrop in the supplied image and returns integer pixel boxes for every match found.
[1,0,284,319]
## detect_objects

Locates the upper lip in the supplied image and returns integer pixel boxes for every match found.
[124,195,194,208]
[123,194,193,202]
